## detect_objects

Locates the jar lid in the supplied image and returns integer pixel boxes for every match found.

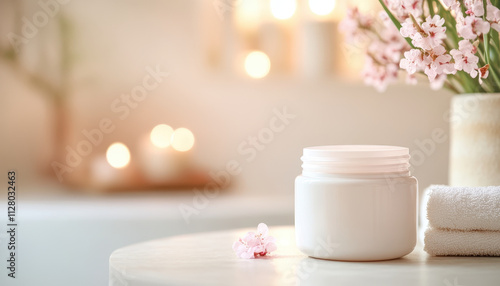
[301,145,411,174]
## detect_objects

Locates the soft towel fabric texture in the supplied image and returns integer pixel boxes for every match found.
[422,185,500,256]
[424,228,500,256]
[426,185,500,231]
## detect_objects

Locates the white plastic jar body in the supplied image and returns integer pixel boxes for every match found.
[295,146,418,261]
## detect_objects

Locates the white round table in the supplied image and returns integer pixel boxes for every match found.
[109,226,500,286]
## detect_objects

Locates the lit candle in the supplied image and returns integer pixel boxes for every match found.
[244,51,271,79]
[256,0,296,73]
[234,0,265,33]
[138,125,195,182]
[270,0,297,20]
[297,0,337,78]
[309,0,336,16]
[90,142,131,187]
[170,127,195,152]
[257,22,290,73]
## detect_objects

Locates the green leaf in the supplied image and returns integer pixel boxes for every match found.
[427,0,435,16]
[482,0,500,88]
[483,0,491,65]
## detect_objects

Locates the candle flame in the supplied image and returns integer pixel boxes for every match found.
[309,0,336,16]
[106,142,131,168]
[270,0,296,20]
[245,51,271,79]
[150,124,174,148]
[171,128,195,152]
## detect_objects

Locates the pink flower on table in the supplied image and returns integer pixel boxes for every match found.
[423,45,456,81]
[233,232,259,259]
[232,223,277,259]
[457,16,490,39]
[487,4,500,32]
[450,40,480,78]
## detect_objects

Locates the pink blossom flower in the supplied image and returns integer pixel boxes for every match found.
[478,64,490,84]
[341,7,411,92]
[406,73,418,85]
[362,56,399,92]
[442,0,456,7]
[400,18,418,38]
[412,15,447,50]
[464,0,484,17]
[360,13,409,92]
[378,12,410,49]
[400,15,447,50]
[379,11,412,45]
[370,35,406,64]
[422,15,447,48]
[423,45,456,80]
[487,4,500,32]
[400,45,456,84]
[385,0,423,19]
[443,0,462,15]
[400,49,423,74]
[457,16,491,39]
[401,0,423,17]
[339,7,374,43]
[430,74,448,90]
[450,40,479,77]
[232,223,277,259]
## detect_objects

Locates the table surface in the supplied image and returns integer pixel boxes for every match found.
[109,226,500,286]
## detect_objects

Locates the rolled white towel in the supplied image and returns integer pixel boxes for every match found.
[418,187,431,245]
[426,185,500,231]
[424,227,500,256]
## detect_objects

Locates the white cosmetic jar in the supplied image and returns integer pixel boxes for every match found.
[295,145,418,261]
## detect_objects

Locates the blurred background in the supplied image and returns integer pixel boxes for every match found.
[0,0,452,285]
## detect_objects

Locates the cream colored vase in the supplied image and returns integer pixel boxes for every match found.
[449,93,500,186]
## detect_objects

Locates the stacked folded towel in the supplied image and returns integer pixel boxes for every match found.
[422,185,500,256]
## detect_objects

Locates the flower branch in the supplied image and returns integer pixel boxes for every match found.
[340,0,500,93]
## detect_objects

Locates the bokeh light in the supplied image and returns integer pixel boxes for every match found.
[171,128,195,152]
[245,51,271,79]
[106,142,131,168]
[309,0,336,15]
[270,0,296,20]
[150,124,174,148]
[234,0,264,31]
